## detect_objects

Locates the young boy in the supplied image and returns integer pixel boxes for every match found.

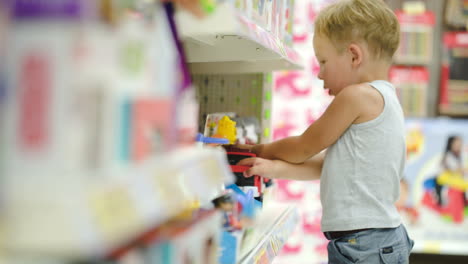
[238,0,414,263]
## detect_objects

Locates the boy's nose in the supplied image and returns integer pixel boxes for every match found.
[317,70,324,80]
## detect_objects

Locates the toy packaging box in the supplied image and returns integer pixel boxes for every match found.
[403,118,468,254]
[439,31,468,115]
[389,66,429,117]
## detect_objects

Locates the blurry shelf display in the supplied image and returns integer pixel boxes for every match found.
[109,209,224,263]
[390,66,429,117]
[237,204,299,264]
[192,73,273,144]
[404,119,468,256]
[439,32,468,116]
[394,11,435,66]
[176,2,303,74]
[444,0,468,30]
[413,240,468,255]
[0,147,233,258]
[439,105,468,116]
[0,0,300,262]
[386,0,444,117]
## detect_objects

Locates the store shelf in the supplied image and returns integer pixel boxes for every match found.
[413,240,468,255]
[439,107,468,117]
[237,203,299,264]
[176,2,303,74]
[393,58,430,66]
[108,209,223,261]
[0,147,234,258]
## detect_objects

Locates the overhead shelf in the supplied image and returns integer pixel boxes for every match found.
[0,147,233,258]
[175,3,303,74]
[237,203,299,264]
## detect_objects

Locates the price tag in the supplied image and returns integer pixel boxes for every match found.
[254,248,269,264]
[270,237,280,255]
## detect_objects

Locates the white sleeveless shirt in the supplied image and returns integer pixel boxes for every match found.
[320,80,405,232]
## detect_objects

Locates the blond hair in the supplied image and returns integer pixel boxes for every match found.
[315,0,400,61]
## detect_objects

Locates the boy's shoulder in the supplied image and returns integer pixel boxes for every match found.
[338,83,385,124]
[345,81,389,98]
[338,83,379,104]
[341,82,382,93]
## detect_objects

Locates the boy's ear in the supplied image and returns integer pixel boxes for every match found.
[348,43,363,67]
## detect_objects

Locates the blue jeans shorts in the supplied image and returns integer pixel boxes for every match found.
[327,225,414,264]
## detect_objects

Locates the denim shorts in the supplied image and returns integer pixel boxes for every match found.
[327,224,414,264]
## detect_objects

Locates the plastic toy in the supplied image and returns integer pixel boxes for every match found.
[213,116,237,144]
[224,146,266,202]
[212,193,241,230]
[195,133,229,145]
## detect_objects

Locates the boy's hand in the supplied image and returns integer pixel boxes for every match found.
[234,144,264,156]
[237,157,276,179]
[233,144,253,151]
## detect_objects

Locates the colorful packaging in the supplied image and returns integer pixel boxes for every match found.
[116,4,178,162]
[389,66,429,117]
[394,10,435,65]
[404,118,468,254]
[4,4,86,177]
[203,112,237,139]
[4,1,183,174]
[163,2,199,147]
[440,32,468,115]
[130,98,174,161]
[145,211,222,264]
[11,0,89,20]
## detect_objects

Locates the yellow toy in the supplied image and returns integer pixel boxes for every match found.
[406,128,424,158]
[213,116,237,144]
[437,171,468,191]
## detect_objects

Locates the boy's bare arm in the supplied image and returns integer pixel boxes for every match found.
[238,151,325,181]
[255,85,363,163]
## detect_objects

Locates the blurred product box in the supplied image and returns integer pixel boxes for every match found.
[3,1,182,179]
[403,118,468,254]
[444,0,468,30]
[390,66,429,117]
[394,10,434,65]
[282,0,295,46]
[218,230,243,264]
[143,211,222,264]
[4,1,90,176]
[234,0,294,46]
[440,32,468,116]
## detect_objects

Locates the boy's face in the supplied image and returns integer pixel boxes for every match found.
[452,137,462,154]
[313,34,356,96]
